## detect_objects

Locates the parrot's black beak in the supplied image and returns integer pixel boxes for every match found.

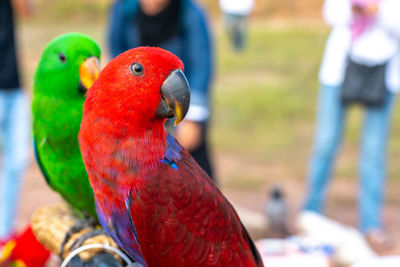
[156,69,190,126]
[78,56,100,93]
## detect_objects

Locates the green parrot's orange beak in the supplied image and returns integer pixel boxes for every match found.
[156,69,190,126]
[79,57,100,92]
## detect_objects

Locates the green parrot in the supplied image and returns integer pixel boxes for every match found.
[32,33,100,218]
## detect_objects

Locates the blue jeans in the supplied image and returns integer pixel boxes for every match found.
[223,13,248,51]
[303,84,396,232]
[0,90,30,239]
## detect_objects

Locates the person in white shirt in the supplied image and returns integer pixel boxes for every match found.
[219,0,254,51]
[303,0,400,251]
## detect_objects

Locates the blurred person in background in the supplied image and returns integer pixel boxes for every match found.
[219,0,254,51]
[108,0,215,180]
[0,0,31,246]
[303,0,400,251]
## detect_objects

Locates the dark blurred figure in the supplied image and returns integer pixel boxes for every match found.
[219,0,254,51]
[264,186,289,238]
[0,0,31,246]
[108,0,215,180]
[303,0,400,252]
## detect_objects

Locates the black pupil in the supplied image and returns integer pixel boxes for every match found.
[134,64,142,73]
[59,53,66,62]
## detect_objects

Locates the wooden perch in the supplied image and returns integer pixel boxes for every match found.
[31,203,120,262]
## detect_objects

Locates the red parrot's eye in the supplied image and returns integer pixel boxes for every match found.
[130,63,144,76]
[58,52,67,63]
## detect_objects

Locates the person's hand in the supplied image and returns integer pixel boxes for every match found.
[175,120,202,152]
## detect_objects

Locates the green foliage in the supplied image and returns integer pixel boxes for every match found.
[32,0,110,21]
[29,0,323,21]
[212,24,327,158]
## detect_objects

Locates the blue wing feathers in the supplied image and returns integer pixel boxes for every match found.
[162,132,182,170]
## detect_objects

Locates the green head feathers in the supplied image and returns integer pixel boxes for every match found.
[34,32,101,98]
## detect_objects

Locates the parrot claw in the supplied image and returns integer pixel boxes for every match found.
[59,212,101,260]
[67,251,123,267]
[59,221,88,259]
[69,229,107,252]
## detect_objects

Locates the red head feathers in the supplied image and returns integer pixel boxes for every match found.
[83,47,189,134]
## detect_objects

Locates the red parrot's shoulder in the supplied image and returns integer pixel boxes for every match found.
[127,133,264,267]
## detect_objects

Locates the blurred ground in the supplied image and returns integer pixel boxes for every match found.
[15,12,400,259]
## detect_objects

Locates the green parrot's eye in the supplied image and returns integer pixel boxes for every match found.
[58,52,67,63]
[130,63,144,76]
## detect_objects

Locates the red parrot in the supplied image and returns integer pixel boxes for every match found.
[79,47,264,267]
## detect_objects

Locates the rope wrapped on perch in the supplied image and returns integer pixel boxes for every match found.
[31,203,122,262]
